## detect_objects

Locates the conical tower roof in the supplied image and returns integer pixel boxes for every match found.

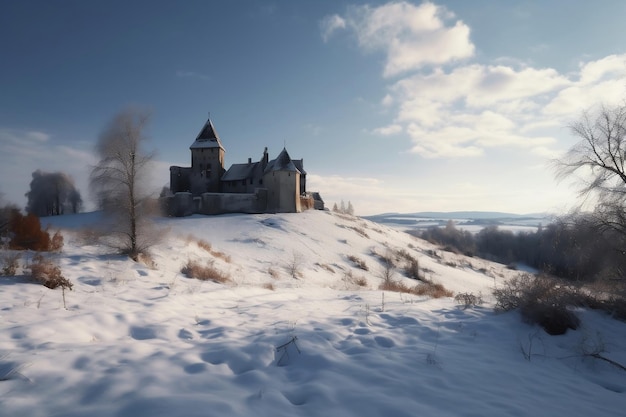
[264,147,300,173]
[190,117,225,151]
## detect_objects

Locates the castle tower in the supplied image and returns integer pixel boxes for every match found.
[189,116,225,194]
[263,147,301,213]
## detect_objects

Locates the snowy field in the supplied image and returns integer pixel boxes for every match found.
[1,210,625,416]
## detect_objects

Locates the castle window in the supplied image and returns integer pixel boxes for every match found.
[207,163,212,177]
[259,179,263,185]
[249,178,253,185]
[241,180,246,186]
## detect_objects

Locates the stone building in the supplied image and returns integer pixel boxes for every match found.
[166,116,323,216]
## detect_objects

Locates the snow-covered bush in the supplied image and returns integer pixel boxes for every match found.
[493,274,580,335]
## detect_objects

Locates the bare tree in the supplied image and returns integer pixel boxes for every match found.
[555,103,626,236]
[556,103,626,199]
[90,108,157,260]
[25,170,82,216]
[554,101,626,290]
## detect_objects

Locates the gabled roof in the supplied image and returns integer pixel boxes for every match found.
[190,117,225,151]
[264,148,300,174]
[222,161,262,182]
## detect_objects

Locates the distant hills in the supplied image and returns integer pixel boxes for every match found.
[363,211,551,232]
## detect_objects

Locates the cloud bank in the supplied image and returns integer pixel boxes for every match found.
[322,1,626,159]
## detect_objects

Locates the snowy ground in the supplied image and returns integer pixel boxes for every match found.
[1,210,625,416]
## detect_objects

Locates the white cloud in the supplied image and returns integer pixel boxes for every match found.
[381,55,626,159]
[322,2,626,165]
[372,124,402,136]
[578,54,626,85]
[323,1,475,77]
[0,128,50,144]
[320,15,347,42]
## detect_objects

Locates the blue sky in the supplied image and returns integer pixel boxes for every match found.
[1,0,626,215]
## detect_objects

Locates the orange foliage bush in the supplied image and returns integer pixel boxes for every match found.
[9,212,50,251]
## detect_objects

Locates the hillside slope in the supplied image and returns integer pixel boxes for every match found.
[0,210,625,416]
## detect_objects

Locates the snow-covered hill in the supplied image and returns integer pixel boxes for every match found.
[1,210,625,416]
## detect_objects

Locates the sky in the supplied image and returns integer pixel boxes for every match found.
[1,0,626,216]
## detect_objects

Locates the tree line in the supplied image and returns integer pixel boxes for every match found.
[416,217,626,285]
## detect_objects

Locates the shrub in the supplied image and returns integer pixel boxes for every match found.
[50,231,64,252]
[347,255,368,271]
[9,212,51,251]
[195,238,212,252]
[379,278,411,293]
[343,270,368,288]
[394,249,421,280]
[413,282,453,298]
[29,254,73,290]
[454,292,484,308]
[267,267,280,279]
[379,278,452,298]
[493,274,581,335]
[181,260,230,283]
[285,251,303,279]
[1,253,20,276]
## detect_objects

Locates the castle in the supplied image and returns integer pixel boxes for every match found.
[165,116,324,216]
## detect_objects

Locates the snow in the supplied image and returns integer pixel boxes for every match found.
[1,210,625,416]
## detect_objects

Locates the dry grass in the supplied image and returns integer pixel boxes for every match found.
[379,278,452,298]
[262,282,275,291]
[187,235,232,263]
[336,223,370,238]
[395,248,420,280]
[413,282,453,298]
[349,225,369,238]
[29,254,73,290]
[138,252,158,269]
[210,250,232,263]
[267,267,280,279]
[346,254,368,271]
[181,259,230,283]
[334,212,356,221]
[285,251,304,279]
[316,263,336,273]
[195,238,212,252]
[371,247,396,267]
[343,270,368,288]
[50,231,64,252]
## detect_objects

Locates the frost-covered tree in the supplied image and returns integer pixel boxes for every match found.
[90,108,158,260]
[25,170,82,216]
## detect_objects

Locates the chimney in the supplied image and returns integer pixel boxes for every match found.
[248,157,252,164]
